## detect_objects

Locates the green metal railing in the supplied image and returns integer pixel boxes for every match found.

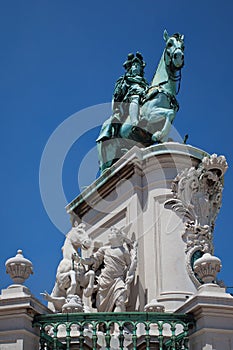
[33,312,194,350]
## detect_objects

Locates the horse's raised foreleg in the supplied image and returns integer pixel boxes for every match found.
[151,108,175,142]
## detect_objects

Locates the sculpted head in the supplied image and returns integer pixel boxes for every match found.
[163,29,185,69]
[67,222,91,250]
[123,52,146,76]
[108,226,124,246]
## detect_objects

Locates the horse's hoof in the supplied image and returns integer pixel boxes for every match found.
[152,131,163,143]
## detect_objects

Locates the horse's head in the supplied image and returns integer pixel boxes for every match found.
[163,30,184,71]
[67,222,91,250]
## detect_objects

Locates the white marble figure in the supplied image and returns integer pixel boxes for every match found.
[73,226,138,312]
[44,222,95,312]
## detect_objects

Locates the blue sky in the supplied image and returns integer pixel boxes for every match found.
[1,1,233,303]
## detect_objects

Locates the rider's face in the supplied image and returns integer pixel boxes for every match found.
[131,62,141,76]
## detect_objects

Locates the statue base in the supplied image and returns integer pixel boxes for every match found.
[66,142,209,312]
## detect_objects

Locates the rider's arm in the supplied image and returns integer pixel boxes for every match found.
[113,76,127,101]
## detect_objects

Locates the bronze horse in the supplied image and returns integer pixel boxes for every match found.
[97,30,185,173]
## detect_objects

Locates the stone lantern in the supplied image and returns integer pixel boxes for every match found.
[5,249,33,286]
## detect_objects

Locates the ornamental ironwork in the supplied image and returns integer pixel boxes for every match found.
[33,311,194,350]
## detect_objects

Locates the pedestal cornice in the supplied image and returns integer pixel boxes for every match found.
[66,142,208,219]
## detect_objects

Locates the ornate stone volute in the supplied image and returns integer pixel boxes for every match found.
[165,154,228,287]
[168,154,228,229]
[193,253,222,284]
[5,249,33,286]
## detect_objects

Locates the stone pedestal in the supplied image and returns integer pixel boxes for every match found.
[66,142,209,312]
[176,284,233,350]
[0,285,51,350]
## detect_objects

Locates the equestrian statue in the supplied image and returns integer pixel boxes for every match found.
[96,30,185,173]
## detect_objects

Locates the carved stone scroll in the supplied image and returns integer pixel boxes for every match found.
[165,154,228,287]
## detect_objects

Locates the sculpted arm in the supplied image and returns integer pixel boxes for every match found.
[72,253,95,266]
[40,291,66,312]
[113,76,127,102]
[125,241,138,293]
[73,247,105,269]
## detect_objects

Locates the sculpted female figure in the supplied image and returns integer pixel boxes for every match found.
[73,226,138,312]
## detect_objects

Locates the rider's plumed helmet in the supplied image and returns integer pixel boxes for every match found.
[123,52,146,73]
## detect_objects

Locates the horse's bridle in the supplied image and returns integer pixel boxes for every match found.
[164,43,184,94]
